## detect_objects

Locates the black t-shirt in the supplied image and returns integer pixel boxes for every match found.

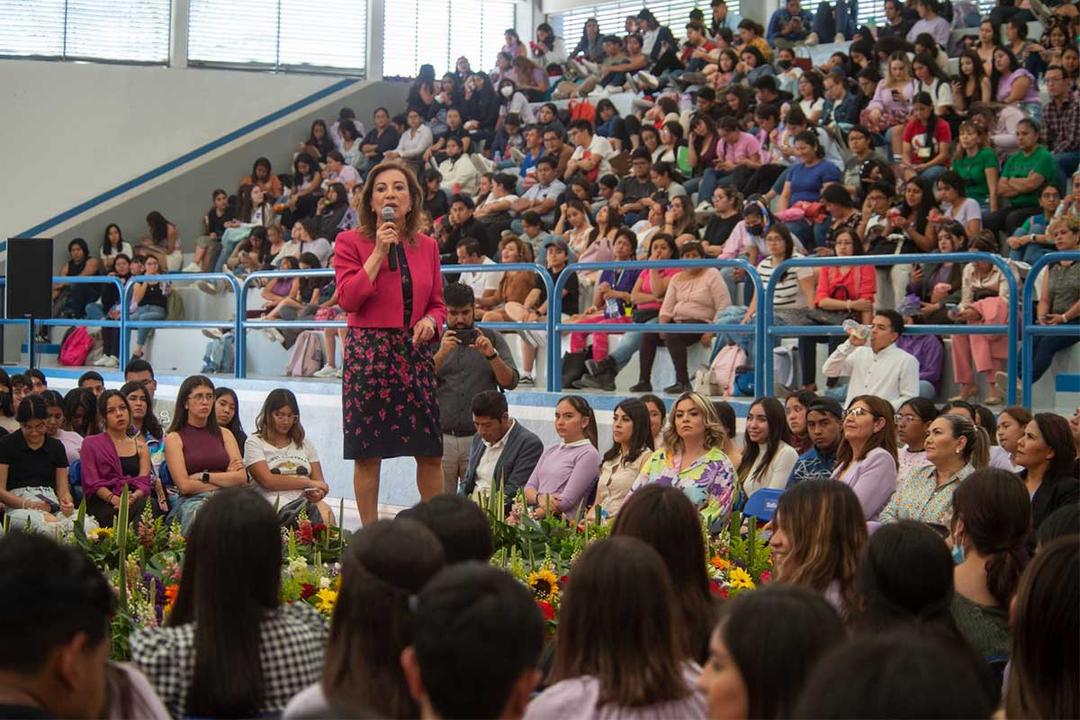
[139,282,168,309]
[0,431,68,492]
[703,213,740,248]
[425,190,450,221]
[535,265,579,315]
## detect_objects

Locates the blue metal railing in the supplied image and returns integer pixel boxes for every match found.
[1022,251,1080,403]
[761,252,1020,406]
[235,263,552,378]
[548,258,765,393]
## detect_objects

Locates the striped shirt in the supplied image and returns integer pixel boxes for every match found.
[757,254,814,309]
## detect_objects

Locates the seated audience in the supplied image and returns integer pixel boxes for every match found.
[701,586,843,720]
[586,398,654,520]
[831,395,899,521]
[879,413,988,526]
[402,564,545,720]
[995,405,1032,469]
[895,397,939,476]
[283,519,445,718]
[949,468,1031,658]
[244,388,333,525]
[770,479,867,617]
[214,386,247,449]
[132,488,327,718]
[0,396,78,533]
[163,376,247,533]
[524,538,707,719]
[52,238,102,320]
[80,390,152,527]
[738,396,798,498]
[1014,413,1080,531]
[64,386,99,437]
[1031,217,1080,383]
[397,493,494,564]
[41,389,82,464]
[632,392,737,514]
[523,396,599,519]
[460,390,543,502]
[986,118,1057,235]
[788,396,843,485]
[824,310,920,410]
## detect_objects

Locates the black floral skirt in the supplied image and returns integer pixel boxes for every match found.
[342,327,443,460]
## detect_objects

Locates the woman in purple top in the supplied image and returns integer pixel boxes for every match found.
[566,229,641,370]
[831,395,899,521]
[991,47,1040,122]
[81,390,152,527]
[524,396,600,519]
[164,375,248,533]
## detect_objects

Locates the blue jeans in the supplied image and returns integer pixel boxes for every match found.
[1031,320,1080,382]
[1009,242,1053,265]
[130,304,166,348]
[698,169,735,209]
[84,302,106,320]
[1054,151,1079,189]
[918,164,947,186]
[721,266,755,306]
[609,317,658,371]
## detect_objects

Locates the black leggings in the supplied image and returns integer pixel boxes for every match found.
[639,324,704,384]
[984,205,1041,238]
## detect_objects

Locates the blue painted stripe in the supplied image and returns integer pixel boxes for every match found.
[18,77,360,238]
[20,343,60,353]
[1056,374,1080,393]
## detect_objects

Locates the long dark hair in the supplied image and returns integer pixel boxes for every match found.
[951,468,1031,610]
[718,585,844,718]
[64,387,98,436]
[557,395,598,448]
[102,223,124,256]
[167,375,221,440]
[254,388,305,447]
[989,46,1021,97]
[1031,412,1078,480]
[912,91,939,156]
[213,387,245,447]
[737,397,792,485]
[170,488,281,717]
[146,211,169,245]
[0,369,12,418]
[323,519,446,717]
[603,398,653,465]
[613,485,714,662]
[550,537,692,705]
[120,381,162,440]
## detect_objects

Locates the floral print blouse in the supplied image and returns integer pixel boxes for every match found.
[878,462,975,527]
[631,445,736,517]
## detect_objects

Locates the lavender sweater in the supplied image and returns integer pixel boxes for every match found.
[525,440,601,515]
[831,447,897,521]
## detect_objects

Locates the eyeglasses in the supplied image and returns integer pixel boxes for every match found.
[844,407,874,419]
[895,413,919,425]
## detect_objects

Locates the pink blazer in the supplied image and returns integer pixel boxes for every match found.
[334,228,447,330]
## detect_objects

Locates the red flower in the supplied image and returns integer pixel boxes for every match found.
[312,524,328,539]
[719,587,730,599]
[537,600,555,621]
[297,521,314,545]
[759,570,772,584]
[709,579,722,596]
[301,583,316,599]
[559,575,569,589]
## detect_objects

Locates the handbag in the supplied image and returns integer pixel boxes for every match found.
[277,496,324,528]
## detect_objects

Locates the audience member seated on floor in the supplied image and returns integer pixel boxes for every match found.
[584,398,654,521]
[994,405,1031,470]
[214,386,247,449]
[52,237,102,319]
[0,396,82,534]
[880,412,988,526]
[894,397,937,476]
[948,468,1031,659]
[459,390,543,503]
[64,387,99,437]
[283,518,445,719]
[701,585,843,720]
[1030,217,1080,383]
[523,396,600,519]
[738,396,799,498]
[437,283,520,495]
[402,563,545,720]
[770,479,867,618]
[613,484,716,664]
[524,537,708,720]
[163,376,247,534]
[788,396,843,485]
[0,532,137,719]
[1014,412,1080,532]
[132,488,327,718]
[831,395,899,521]
[397,493,494,564]
[80,390,152,527]
[630,392,736,514]
[41,389,82,464]
[824,310,921,410]
[244,388,333,526]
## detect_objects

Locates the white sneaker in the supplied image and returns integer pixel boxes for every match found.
[183,262,202,273]
[202,328,224,339]
[834,33,846,43]
[92,354,113,367]
[197,280,220,295]
[636,71,659,89]
[313,365,338,378]
[695,200,714,213]
[335,367,343,378]
[805,32,819,46]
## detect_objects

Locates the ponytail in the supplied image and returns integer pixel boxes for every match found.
[985,545,1028,610]
[969,427,990,470]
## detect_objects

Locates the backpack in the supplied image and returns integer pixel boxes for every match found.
[773,345,797,391]
[568,98,596,125]
[201,333,234,374]
[59,327,94,366]
[284,330,324,377]
[708,344,747,397]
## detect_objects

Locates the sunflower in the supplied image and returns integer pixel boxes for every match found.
[315,588,338,614]
[527,569,560,600]
[89,527,115,543]
[728,566,755,590]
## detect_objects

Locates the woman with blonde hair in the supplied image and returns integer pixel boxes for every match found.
[861,51,916,158]
[769,479,868,617]
[631,391,736,518]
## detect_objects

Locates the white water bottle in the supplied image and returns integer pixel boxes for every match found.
[842,318,871,341]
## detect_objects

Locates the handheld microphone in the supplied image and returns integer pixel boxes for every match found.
[382,206,398,271]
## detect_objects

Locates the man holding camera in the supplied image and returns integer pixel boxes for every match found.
[436,283,520,494]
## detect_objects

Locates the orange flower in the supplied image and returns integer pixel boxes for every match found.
[710,556,731,571]
[163,584,179,615]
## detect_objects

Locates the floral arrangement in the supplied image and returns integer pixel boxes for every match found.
[52,490,351,660]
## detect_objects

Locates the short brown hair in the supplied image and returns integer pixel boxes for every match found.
[356,159,425,240]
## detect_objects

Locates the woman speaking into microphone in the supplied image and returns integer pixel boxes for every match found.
[335,159,446,525]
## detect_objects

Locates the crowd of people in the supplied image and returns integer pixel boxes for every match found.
[47,0,1080,396]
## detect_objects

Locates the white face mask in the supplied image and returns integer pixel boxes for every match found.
[500,86,514,98]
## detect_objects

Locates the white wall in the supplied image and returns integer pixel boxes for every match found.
[0,60,345,242]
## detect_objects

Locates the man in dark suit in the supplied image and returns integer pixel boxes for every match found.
[460,391,543,502]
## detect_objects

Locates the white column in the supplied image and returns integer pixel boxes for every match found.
[367,0,385,80]
[169,0,189,69]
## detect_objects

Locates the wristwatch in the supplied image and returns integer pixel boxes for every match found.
[485,352,498,360]
[202,471,211,484]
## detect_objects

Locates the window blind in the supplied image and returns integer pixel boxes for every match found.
[382,0,517,78]
[0,0,169,62]
[555,0,733,49]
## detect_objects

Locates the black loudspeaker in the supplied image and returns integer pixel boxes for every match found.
[6,238,54,319]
